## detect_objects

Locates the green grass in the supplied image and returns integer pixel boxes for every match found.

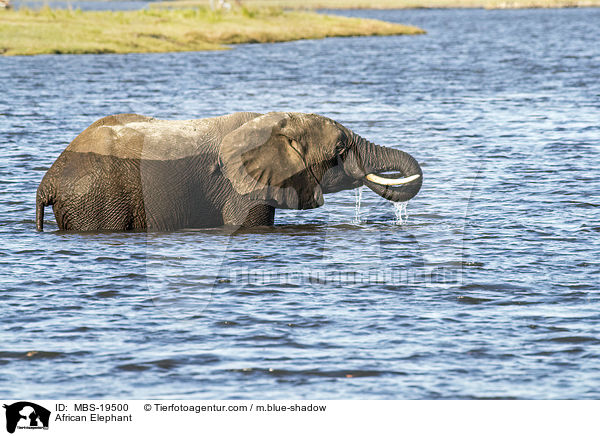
[0,6,424,56]
[155,0,600,9]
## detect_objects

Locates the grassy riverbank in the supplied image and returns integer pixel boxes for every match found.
[0,7,424,56]
[157,0,600,9]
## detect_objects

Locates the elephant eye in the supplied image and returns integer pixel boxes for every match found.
[280,135,305,158]
[336,143,348,159]
[278,134,294,145]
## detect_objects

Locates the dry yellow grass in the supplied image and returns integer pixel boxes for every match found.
[0,7,424,56]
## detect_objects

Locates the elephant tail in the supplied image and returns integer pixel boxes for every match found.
[36,177,55,232]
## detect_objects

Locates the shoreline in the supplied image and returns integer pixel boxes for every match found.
[154,0,600,9]
[0,7,424,56]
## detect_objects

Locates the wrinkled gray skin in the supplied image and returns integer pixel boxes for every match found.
[36,112,422,231]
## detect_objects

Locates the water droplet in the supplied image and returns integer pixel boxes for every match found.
[353,186,365,224]
[392,201,409,225]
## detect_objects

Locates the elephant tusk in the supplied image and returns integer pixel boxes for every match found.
[365,173,421,186]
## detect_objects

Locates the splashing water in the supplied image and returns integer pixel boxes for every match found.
[353,186,365,224]
[393,201,409,225]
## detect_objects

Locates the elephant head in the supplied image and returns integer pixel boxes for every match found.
[219,112,422,209]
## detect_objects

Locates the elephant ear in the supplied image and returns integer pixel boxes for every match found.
[219,112,324,209]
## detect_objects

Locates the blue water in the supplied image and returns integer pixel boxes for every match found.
[1,8,599,399]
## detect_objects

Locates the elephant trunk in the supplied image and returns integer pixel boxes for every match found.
[343,133,423,203]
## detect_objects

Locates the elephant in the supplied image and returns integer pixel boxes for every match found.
[36,112,422,231]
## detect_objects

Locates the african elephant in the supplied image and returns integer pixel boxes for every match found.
[36,112,422,231]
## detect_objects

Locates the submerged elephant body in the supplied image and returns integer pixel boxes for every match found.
[36,112,422,231]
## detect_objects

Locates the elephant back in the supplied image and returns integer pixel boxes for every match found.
[65,112,261,161]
